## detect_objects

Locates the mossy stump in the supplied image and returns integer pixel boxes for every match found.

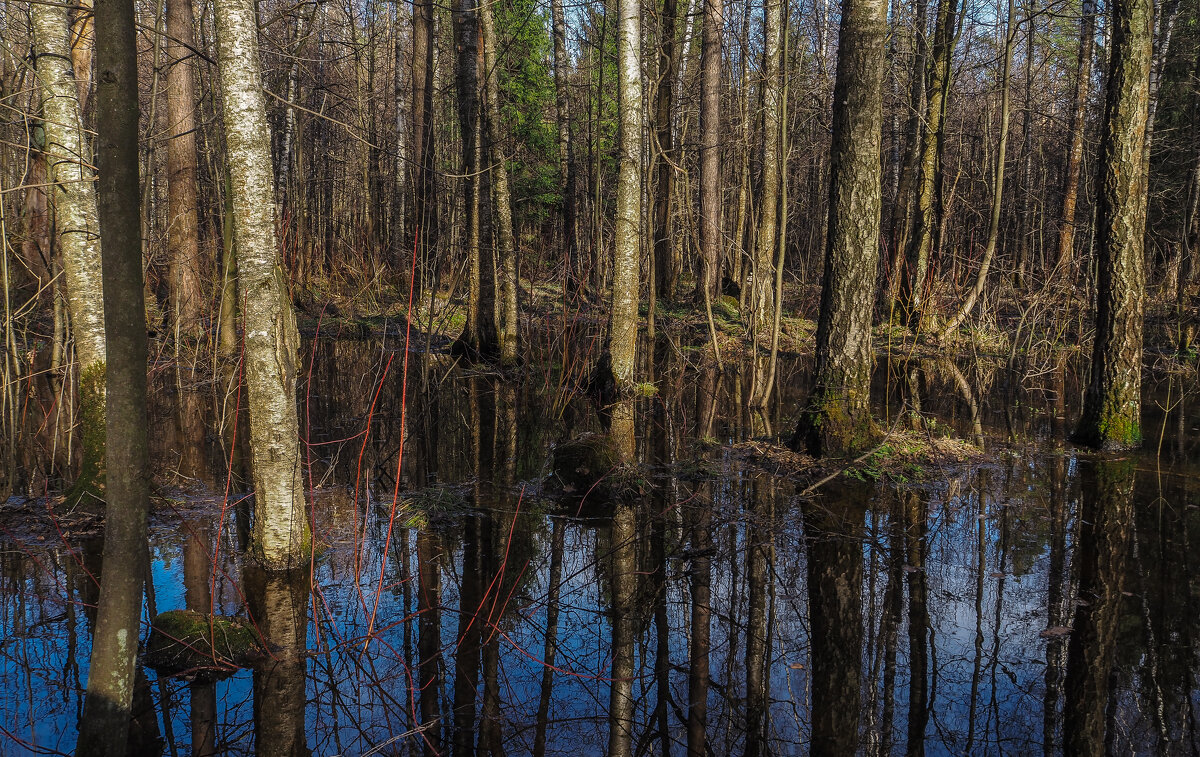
[145,610,267,680]
[549,433,632,499]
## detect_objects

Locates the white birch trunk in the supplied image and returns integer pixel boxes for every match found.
[213,0,310,569]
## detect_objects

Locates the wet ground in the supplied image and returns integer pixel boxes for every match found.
[1,337,1197,755]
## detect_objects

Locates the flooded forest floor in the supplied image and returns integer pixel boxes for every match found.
[1,304,1198,754]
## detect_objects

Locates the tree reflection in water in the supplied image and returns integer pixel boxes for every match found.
[0,344,1195,754]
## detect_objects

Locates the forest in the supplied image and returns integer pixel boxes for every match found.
[0,0,1198,749]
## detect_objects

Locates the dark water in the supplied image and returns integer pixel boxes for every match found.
[1,338,1198,755]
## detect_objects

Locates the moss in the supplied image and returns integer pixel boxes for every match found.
[632,382,659,398]
[144,610,267,679]
[65,361,106,509]
[714,295,740,322]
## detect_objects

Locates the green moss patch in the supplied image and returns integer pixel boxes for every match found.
[144,610,267,680]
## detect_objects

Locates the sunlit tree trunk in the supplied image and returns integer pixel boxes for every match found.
[1074,0,1151,449]
[165,0,204,342]
[938,0,1018,337]
[479,0,520,366]
[1054,0,1096,275]
[695,0,723,304]
[32,0,107,501]
[605,0,644,389]
[793,0,887,456]
[746,0,783,339]
[899,0,959,329]
[213,0,310,568]
[75,0,148,753]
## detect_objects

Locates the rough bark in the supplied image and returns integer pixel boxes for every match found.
[165,0,204,341]
[899,0,959,329]
[1054,0,1096,274]
[793,0,887,457]
[75,0,149,753]
[1074,0,1151,449]
[695,0,723,303]
[32,0,108,501]
[746,0,784,339]
[479,0,520,366]
[605,0,644,389]
[214,0,311,568]
[411,0,437,285]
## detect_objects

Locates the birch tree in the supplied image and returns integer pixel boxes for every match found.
[213,0,310,568]
[32,0,107,501]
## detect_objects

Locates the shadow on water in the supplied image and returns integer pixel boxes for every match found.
[0,338,1198,754]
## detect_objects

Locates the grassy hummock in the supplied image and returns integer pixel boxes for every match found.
[145,609,267,679]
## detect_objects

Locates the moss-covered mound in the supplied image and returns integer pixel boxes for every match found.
[144,609,266,679]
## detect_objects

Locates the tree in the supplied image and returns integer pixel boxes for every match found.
[165,0,204,342]
[746,0,784,340]
[75,0,149,751]
[1074,0,1152,449]
[899,0,960,329]
[938,0,1019,337]
[480,0,521,366]
[1054,0,1097,275]
[31,0,107,501]
[213,0,311,568]
[792,0,888,456]
[652,0,681,303]
[695,0,723,304]
[551,0,581,293]
[603,0,644,390]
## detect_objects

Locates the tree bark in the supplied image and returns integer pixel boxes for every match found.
[551,0,581,294]
[411,0,437,288]
[479,0,520,367]
[32,0,108,502]
[746,0,784,340]
[214,0,311,568]
[1054,0,1096,275]
[793,0,888,456]
[605,0,644,389]
[652,0,680,302]
[695,0,723,304]
[165,0,205,342]
[74,0,148,754]
[899,0,960,329]
[1074,0,1151,449]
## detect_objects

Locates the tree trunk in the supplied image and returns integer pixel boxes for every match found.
[1054,0,1096,275]
[899,0,960,329]
[75,0,149,753]
[411,0,437,289]
[938,0,1018,338]
[32,0,108,502]
[165,0,204,342]
[605,0,644,389]
[479,0,520,367]
[882,0,928,316]
[1073,0,1151,449]
[451,0,499,359]
[652,0,680,302]
[551,0,581,295]
[213,0,311,568]
[695,0,723,304]
[792,0,888,456]
[746,0,784,340]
